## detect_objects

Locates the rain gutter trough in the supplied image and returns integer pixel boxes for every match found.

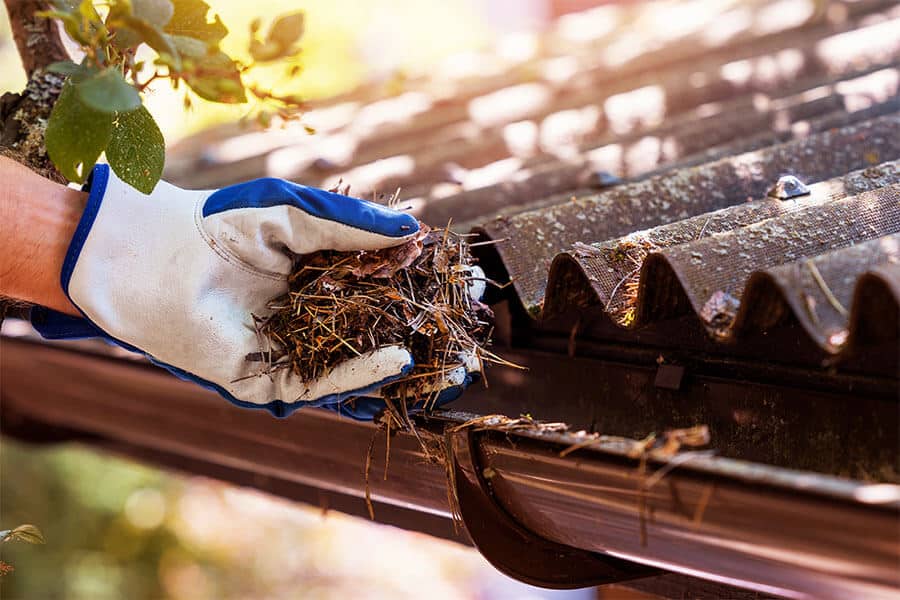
[2,335,897,599]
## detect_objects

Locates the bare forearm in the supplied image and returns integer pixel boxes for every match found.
[0,156,84,315]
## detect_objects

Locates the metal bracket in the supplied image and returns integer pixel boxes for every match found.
[449,429,657,589]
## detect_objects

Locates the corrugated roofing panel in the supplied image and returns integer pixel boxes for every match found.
[479,114,900,314]
[739,232,900,351]
[544,162,898,330]
[165,2,900,192]
[418,71,900,227]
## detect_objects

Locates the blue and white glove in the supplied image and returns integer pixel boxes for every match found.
[32,165,480,418]
[323,351,483,420]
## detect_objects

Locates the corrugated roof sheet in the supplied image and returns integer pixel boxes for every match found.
[165,0,900,372]
[482,117,900,310]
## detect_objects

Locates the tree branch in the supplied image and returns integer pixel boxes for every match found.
[3,0,68,77]
[1,1,71,324]
[0,0,67,182]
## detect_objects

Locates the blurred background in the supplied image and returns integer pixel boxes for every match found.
[0,0,556,143]
[1,439,599,599]
[1,1,600,599]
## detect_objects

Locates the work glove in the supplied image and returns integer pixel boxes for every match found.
[322,352,482,420]
[32,165,480,418]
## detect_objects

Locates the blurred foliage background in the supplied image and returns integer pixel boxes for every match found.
[2,440,582,599]
[0,1,586,598]
[1,0,493,142]
[145,0,493,140]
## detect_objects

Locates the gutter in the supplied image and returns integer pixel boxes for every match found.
[2,335,897,599]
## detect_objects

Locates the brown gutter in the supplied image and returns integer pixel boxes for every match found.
[0,337,452,519]
[456,428,900,599]
[2,336,898,598]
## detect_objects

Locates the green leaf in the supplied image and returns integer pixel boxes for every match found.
[46,82,114,183]
[46,60,83,76]
[250,12,304,62]
[78,0,100,22]
[133,0,174,27]
[168,34,207,58]
[106,0,134,31]
[267,12,304,49]
[0,525,46,545]
[37,9,88,44]
[164,0,227,44]
[116,15,181,67]
[111,0,175,48]
[183,50,246,103]
[47,58,97,83]
[76,68,141,113]
[75,0,108,43]
[107,106,165,194]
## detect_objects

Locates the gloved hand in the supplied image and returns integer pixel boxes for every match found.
[32,165,479,418]
[322,351,482,420]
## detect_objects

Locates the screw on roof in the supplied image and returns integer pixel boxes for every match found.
[767,175,810,200]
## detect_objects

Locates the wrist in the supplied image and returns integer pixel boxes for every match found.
[0,157,85,315]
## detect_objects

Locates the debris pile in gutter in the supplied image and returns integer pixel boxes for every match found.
[366,411,712,530]
[256,224,502,410]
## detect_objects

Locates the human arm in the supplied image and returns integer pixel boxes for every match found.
[0,156,81,315]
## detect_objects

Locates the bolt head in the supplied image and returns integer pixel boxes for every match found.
[768,175,810,199]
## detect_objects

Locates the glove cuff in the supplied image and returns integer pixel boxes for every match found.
[29,165,112,342]
[60,163,112,301]
[30,306,105,339]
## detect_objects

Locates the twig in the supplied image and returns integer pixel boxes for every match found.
[642,450,716,490]
[806,260,848,317]
[467,237,508,247]
[696,216,712,240]
[605,266,641,311]
[692,484,715,528]
[383,411,393,481]
[364,428,379,520]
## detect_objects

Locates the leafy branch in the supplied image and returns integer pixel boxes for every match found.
[39,0,307,193]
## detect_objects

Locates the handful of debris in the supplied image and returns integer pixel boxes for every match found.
[256,224,501,411]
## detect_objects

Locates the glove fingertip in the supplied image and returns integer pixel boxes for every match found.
[390,211,420,236]
[369,344,415,375]
[345,208,420,249]
[277,344,414,408]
